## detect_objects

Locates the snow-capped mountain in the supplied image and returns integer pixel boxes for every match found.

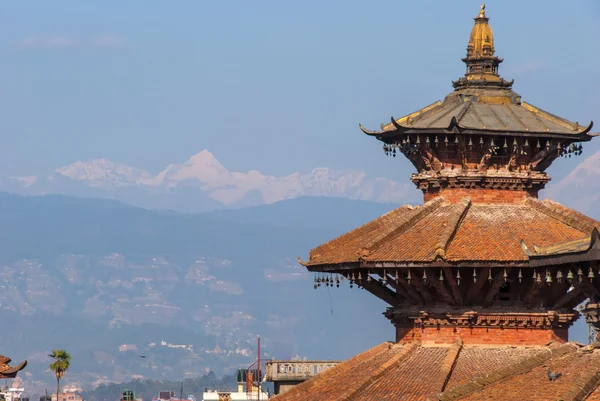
[6,150,418,212]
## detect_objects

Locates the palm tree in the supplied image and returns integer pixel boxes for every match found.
[48,350,71,401]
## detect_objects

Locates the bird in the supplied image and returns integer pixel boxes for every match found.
[547,367,562,381]
[138,355,146,358]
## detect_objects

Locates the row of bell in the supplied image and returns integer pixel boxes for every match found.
[313,267,597,289]
[382,136,583,157]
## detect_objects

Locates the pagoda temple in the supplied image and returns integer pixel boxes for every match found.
[275,5,600,401]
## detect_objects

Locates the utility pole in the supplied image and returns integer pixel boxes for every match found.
[179,381,183,401]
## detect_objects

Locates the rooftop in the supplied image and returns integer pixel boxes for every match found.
[272,341,600,401]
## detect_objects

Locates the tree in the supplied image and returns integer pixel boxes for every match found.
[48,350,71,401]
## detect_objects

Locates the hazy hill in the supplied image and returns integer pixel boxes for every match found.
[0,193,395,395]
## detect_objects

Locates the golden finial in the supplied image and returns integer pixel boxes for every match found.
[478,4,486,18]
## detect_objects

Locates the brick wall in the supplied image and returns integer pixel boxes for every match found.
[423,188,539,203]
[396,325,568,345]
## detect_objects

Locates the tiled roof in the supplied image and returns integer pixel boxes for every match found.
[304,196,598,267]
[271,342,600,401]
[360,90,593,137]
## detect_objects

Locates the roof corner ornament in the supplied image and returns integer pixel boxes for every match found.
[297,257,308,267]
[521,239,534,256]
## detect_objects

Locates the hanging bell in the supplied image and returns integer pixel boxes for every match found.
[524,139,529,147]
[407,269,412,283]
[536,140,541,149]
[314,283,318,289]
[533,269,537,279]
[588,268,595,281]
[473,268,477,283]
[468,137,473,148]
[488,269,493,283]
[556,270,563,283]
[382,270,387,286]
[422,270,428,282]
[546,140,551,151]
[395,270,399,284]
[426,136,430,147]
[416,136,421,145]
[567,270,574,280]
[491,138,495,147]
[503,138,508,149]
[479,137,484,146]
[578,268,583,282]
[518,268,522,283]
[454,136,459,144]
[439,269,444,282]
[367,271,372,283]
[536,273,542,284]
[434,136,439,146]
[456,270,461,286]
[546,270,553,285]
[444,136,448,147]
[503,268,508,283]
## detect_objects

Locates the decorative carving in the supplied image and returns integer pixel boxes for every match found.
[385,309,579,330]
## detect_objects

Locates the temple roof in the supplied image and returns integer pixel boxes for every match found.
[360,92,594,138]
[272,341,600,401]
[0,355,27,379]
[301,196,600,268]
[359,4,595,140]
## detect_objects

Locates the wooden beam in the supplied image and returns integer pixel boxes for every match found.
[483,270,510,307]
[379,273,416,304]
[362,279,399,307]
[410,270,434,303]
[396,277,425,304]
[524,276,542,306]
[553,287,583,309]
[443,267,463,306]
[425,268,455,305]
[466,267,490,304]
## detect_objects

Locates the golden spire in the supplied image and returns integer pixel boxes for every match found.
[468,3,494,58]
[453,4,512,89]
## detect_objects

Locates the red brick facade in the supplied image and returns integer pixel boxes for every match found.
[395,325,568,346]
[423,188,539,203]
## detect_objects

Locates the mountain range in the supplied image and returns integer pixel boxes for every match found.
[0,193,398,396]
[4,150,418,213]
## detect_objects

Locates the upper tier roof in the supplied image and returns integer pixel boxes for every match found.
[271,341,600,401]
[360,90,594,138]
[359,4,595,140]
[301,196,600,268]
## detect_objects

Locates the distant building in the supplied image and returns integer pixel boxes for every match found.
[50,392,81,401]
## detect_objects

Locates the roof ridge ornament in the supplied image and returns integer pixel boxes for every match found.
[477,4,487,19]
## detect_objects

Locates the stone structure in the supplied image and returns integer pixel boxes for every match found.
[275,4,600,401]
[265,360,340,395]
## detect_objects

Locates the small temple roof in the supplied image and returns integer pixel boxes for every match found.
[0,355,27,379]
[272,341,600,401]
[359,3,595,140]
[302,196,600,268]
[360,95,594,138]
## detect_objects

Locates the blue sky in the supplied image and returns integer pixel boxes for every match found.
[0,1,598,184]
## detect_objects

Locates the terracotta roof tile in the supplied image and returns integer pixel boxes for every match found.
[272,342,600,401]
[360,345,450,400]
[445,345,548,389]
[457,348,600,401]
[304,196,597,267]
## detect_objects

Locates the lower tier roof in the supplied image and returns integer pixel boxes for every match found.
[303,196,599,267]
[272,341,600,401]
